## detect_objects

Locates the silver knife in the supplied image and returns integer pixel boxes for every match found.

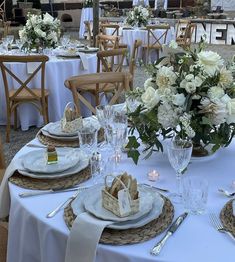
[19,186,87,198]
[150,212,188,256]
[141,183,169,193]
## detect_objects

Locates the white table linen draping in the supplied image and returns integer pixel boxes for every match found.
[79,8,93,39]
[154,0,168,10]
[122,27,174,62]
[0,55,97,131]
[132,0,149,7]
[4,138,235,262]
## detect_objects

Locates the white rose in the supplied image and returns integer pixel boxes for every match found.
[156,66,177,88]
[194,76,203,87]
[185,81,197,93]
[172,93,186,106]
[226,98,235,124]
[141,86,160,109]
[208,86,225,102]
[197,51,224,76]
[144,78,155,89]
[185,74,194,81]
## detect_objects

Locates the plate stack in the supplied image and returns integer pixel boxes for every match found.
[64,184,174,245]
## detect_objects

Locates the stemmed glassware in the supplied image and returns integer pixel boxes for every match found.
[15,39,24,53]
[60,35,70,49]
[167,137,193,204]
[2,37,9,52]
[78,125,102,184]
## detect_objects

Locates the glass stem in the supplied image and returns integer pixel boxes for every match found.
[176,171,182,196]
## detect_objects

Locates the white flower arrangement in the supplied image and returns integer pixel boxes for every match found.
[19,13,61,51]
[84,0,93,8]
[126,6,150,27]
[126,40,235,163]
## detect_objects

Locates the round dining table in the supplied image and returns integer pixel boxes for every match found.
[106,26,175,62]
[5,137,235,262]
[0,53,97,131]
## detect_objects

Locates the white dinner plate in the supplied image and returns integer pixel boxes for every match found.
[84,185,154,222]
[77,47,99,53]
[47,122,78,137]
[72,184,164,229]
[42,117,101,141]
[19,151,89,179]
[22,148,79,174]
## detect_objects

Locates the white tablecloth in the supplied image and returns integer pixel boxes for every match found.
[107,26,174,62]
[79,8,93,39]
[154,0,168,10]
[132,0,149,6]
[6,138,235,262]
[0,55,97,130]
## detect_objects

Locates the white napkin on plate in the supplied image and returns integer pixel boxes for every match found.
[27,62,40,74]
[0,159,23,218]
[77,52,88,70]
[65,212,113,262]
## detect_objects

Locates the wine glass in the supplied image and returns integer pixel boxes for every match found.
[15,39,24,52]
[78,125,101,184]
[2,37,9,52]
[6,35,14,49]
[167,137,193,204]
[60,35,70,49]
[106,115,128,170]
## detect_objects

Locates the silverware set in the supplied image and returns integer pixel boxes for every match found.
[209,213,235,242]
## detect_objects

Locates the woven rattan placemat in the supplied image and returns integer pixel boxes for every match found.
[37,129,104,148]
[64,196,174,245]
[220,200,235,237]
[9,165,91,190]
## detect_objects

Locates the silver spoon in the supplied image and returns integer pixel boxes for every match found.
[218,189,235,197]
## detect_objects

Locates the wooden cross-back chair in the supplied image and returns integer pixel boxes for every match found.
[129,39,142,90]
[142,24,170,63]
[175,19,191,41]
[176,23,196,49]
[64,72,130,115]
[0,55,49,142]
[84,20,93,46]
[0,221,8,262]
[97,48,127,73]
[0,133,5,183]
[96,34,120,51]
[0,0,6,22]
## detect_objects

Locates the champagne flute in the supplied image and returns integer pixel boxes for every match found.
[167,137,192,204]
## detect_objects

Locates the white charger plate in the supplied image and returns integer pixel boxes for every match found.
[47,122,78,137]
[42,117,101,141]
[71,184,164,229]
[84,185,153,222]
[22,148,79,174]
[19,151,89,179]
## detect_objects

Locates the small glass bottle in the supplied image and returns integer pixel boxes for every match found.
[46,146,58,165]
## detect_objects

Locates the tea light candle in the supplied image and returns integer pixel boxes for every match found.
[232,181,235,190]
[148,170,160,182]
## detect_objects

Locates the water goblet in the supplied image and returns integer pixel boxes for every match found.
[78,126,101,184]
[6,35,14,49]
[2,37,9,52]
[60,35,70,49]
[167,137,193,204]
[15,39,24,53]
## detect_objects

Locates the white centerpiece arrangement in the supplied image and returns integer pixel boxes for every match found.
[126,6,150,28]
[126,39,235,163]
[83,0,93,8]
[19,13,61,52]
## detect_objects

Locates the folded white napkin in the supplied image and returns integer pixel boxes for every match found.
[65,212,113,262]
[77,52,88,70]
[0,159,23,218]
[27,62,40,74]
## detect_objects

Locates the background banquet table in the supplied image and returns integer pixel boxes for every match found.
[79,8,93,39]
[0,54,97,131]
[106,26,175,62]
[6,138,235,262]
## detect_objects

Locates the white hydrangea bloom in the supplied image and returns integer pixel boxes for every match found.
[158,103,180,128]
[156,66,177,89]
[219,68,233,89]
[208,86,225,102]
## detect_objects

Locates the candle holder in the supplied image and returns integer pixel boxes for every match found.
[148,169,160,182]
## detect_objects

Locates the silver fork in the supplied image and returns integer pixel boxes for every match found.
[46,188,85,218]
[209,213,235,242]
[218,189,235,198]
